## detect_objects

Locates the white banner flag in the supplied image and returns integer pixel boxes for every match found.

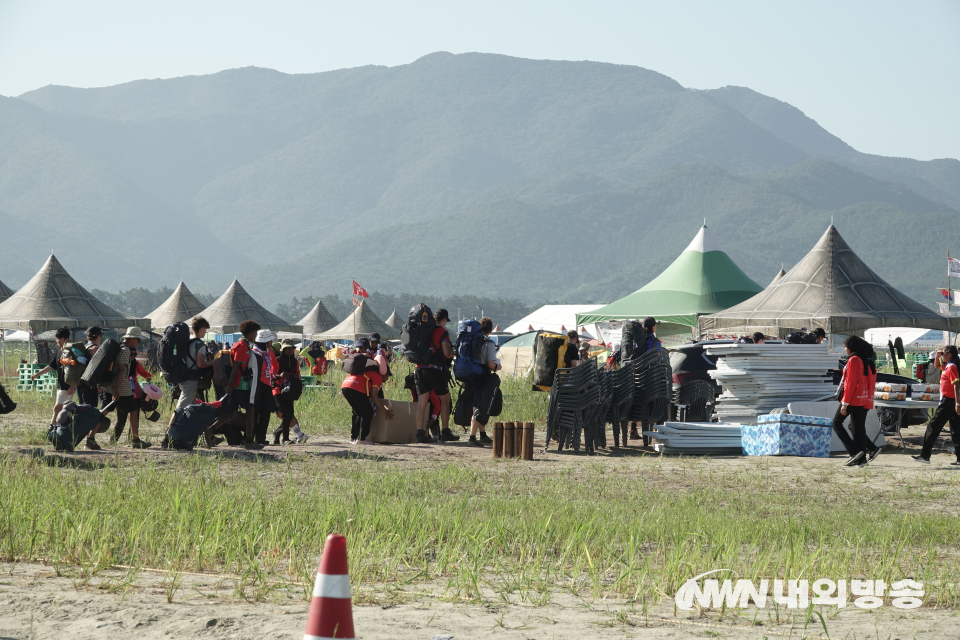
[938,303,960,316]
[949,258,960,278]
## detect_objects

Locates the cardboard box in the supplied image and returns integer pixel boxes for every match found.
[741,416,832,458]
[369,399,418,444]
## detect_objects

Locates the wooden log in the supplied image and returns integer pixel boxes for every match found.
[493,422,503,458]
[513,420,523,458]
[522,422,535,460]
[503,422,515,458]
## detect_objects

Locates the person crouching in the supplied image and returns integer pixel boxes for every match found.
[340,338,394,445]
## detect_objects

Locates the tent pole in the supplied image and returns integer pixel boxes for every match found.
[949,248,952,344]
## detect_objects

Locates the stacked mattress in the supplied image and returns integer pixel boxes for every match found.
[645,421,744,455]
[705,344,837,423]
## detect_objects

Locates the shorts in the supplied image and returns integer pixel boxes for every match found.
[415,367,449,397]
[222,389,255,413]
[113,395,138,414]
[56,389,74,405]
[175,379,200,411]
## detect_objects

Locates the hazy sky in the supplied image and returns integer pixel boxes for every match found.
[1,0,957,160]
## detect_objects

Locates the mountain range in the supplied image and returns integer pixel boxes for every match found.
[1,52,956,310]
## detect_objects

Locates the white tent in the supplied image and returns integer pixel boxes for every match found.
[503,304,604,337]
[864,327,944,348]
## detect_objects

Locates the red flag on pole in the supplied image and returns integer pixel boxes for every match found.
[352,281,369,298]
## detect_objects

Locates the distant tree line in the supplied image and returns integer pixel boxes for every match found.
[275,292,551,329]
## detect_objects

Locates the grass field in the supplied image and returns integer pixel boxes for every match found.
[3,369,960,618]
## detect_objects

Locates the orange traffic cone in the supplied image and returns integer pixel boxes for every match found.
[303,534,355,640]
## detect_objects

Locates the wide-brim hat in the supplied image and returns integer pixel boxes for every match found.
[122,326,148,341]
[281,338,298,350]
[255,329,276,343]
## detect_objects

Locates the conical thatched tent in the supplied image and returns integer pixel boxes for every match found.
[315,301,401,342]
[770,266,787,285]
[384,309,402,330]
[145,282,207,330]
[195,280,302,334]
[0,255,148,332]
[700,225,960,336]
[0,279,13,304]
[296,299,339,337]
[577,225,763,335]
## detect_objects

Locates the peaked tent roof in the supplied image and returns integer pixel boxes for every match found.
[384,309,402,330]
[314,301,401,342]
[771,266,787,285]
[194,280,302,334]
[577,225,763,329]
[0,255,149,332]
[0,279,13,303]
[296,299,339,337]
[700,225,960,335]
[504,305,604,335]
[145,282,207,330]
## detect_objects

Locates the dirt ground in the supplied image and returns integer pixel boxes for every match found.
[3,423,960,639]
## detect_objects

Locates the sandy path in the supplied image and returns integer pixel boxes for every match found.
[0,562,955,639]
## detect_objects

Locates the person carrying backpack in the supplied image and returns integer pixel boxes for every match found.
[340,338,394,444]
[466,317,500,447]
[99,327,152,448]
[252,329,278,445]
[161,317,214,448]
[414,308,456,443]
[272,339,309,445]
[30,327,75,428]
[204,320,264,450]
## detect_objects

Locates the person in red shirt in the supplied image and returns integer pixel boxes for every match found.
[272,338,308,445]
[833,336,880,467]
[915,345,960,464]
[414,308,455,443]
[252,329,278,445]
[340,338,394,444]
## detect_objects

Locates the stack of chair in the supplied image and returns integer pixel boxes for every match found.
[630,349,673,444]
[545,358,601,453]
[606,360,635,448]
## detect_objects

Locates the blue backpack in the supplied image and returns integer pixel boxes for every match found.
[454,320,487,382]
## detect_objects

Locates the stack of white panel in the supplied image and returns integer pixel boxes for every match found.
[645,421,744,455]
[705,343,837,423]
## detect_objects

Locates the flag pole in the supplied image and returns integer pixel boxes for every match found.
[949,249,953,344]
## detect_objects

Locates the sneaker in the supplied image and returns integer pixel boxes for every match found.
[912,455,930,464]
[468,436,483,447]
[295,435,309,445]
[160,435,170,450]
[85,437,101,451]
[950,461,960,466]
[131,439,152,449]
[415,431,434,444]
[867,448,881,463]
[478,432,493,444]
[243,440,264,450]
[844,451,865,467]
[440,428,460,442]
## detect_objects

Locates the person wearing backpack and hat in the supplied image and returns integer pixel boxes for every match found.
[205,320,263,450]
[30,326,74,429]
[77,326,108,450]
[467,317,500,447]
[253,329,279,445]
[414,308,456,443]
[272,338,309,445]
[100,326,151,448]
[341,338,394,444]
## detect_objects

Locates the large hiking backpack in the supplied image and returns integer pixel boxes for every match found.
[343,353,377,375]
[168,403,218,451]
[80,338,122,387]
[785,332,817,344]
[453,319,487,382]
[47,402,107,451]
[59,342,91,386]
[619,320,647,363]
[532,332,569,391]
[0,383,16,414]
[401,304,437,364]
[159,322,201,385]
[211,350,233,387]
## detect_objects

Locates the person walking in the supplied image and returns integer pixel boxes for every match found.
[414,308,455,443]
[914,345,960,464]
[833,336,880,466]
[77,326,107,449]
[467,317,499,447]
[30,326,74,428]
[341,338,394,445]
[161,317,215,448]
[252,329,278,445]
[100,327,152,448]
[272,338,309,444]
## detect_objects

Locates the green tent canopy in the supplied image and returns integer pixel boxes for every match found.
[576,225,762,331]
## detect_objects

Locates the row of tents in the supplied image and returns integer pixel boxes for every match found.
[0,257,402,342]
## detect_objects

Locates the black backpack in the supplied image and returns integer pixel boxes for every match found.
[401,304,437,365]
[785,332,817,344]
[80,338,122,387]
[343,353,377,375]
[281,376,304,401]
[619,320,647,363]
[159,322,202,385]
[0,383,15,414]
